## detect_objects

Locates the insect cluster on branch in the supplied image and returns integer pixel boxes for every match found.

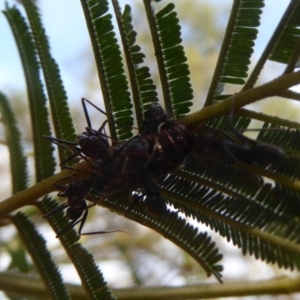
[44,98,286,237]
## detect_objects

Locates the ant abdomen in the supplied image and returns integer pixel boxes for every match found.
[248,143,286,165]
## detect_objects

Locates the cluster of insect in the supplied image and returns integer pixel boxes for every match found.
[44,98,286,237]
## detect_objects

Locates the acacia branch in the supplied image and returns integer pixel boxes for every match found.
[0,166,87,218]
[181,71,300,127]
[0,271,299,299]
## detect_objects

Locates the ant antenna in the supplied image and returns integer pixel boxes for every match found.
[82,98,138,131]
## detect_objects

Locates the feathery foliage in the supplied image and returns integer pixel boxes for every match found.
[38,197,116,299]
[12,212,71,299]
[113,0,159,127]
[144,1,193,116]
[206,0,264,104]
[3,4,55,181]
[0,92,28,193]
[269,0,300,64]
[1,1,118,298]
[103,194,223,282]
[1,0,300,299]
[81,0,134,141]
[22,0,77,164]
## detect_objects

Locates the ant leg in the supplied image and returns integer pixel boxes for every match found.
[82,98,92,128]
[45,135,89,165]
[44,135,78,147]
[76,208,89,235]
[85,121,109,137]
[82,98,107,116]
[56,216,84,238]
[80,229,129,236]
[144,144,158,169]
[124,192,143,216]
[82,98,138,131]
[78,206,129,236]
[59,153,82,167]
[97,119,108,133]
[43,203,69,218]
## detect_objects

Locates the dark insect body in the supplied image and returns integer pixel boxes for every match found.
[43,98,112,235]
[45,98,110,165]
[140,102,169,134]
[44,177,124,237]
[77,98,110,160]
[44,100,192,234]
[100,115,194,191]
[194,126,286,166]
[128,182,167,218]
[44,178,92,237]
[95,103,194,215]
[45,99,286,236]
[84,102,194,217]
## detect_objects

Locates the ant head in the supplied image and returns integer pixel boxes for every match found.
[145,190,167,217]
[141,102,169,134]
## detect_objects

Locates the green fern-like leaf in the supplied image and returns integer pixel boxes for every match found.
[12,212,71,300]
[81,0,133,141]
[4,3,118,298]
[113,1,159,128]
[205,0,264,104]
[159,156,300,271]
[4,0,300,294]
[269,1,300,64]
[71,244,116,300]
[0,93,28,193]
[4,4,55,181]
[144,1,193,117]
[155,3,193,117]
[22,0,77,164]
[102,195,223,282]
[243,1,300,89]
[38,198,116,299]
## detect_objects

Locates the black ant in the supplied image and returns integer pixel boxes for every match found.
[44,98,119,236]
[44,178,92,237]
[46,98,287,234]
[193,124,286,167]
[127,179,167,217]
[92,103,194,217]
[45,98,110,166]
[111,103,194,177]
[44,177,124,237]
[193,92,286,167]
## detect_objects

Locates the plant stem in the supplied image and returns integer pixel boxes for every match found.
[0,169,75,218]
[181,70,300,127]
[1,271,300,299]
[236,108,300,129]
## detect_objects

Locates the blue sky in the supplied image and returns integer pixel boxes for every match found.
[1,0,89,100]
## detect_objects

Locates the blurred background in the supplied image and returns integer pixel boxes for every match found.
[1,0,299,299]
